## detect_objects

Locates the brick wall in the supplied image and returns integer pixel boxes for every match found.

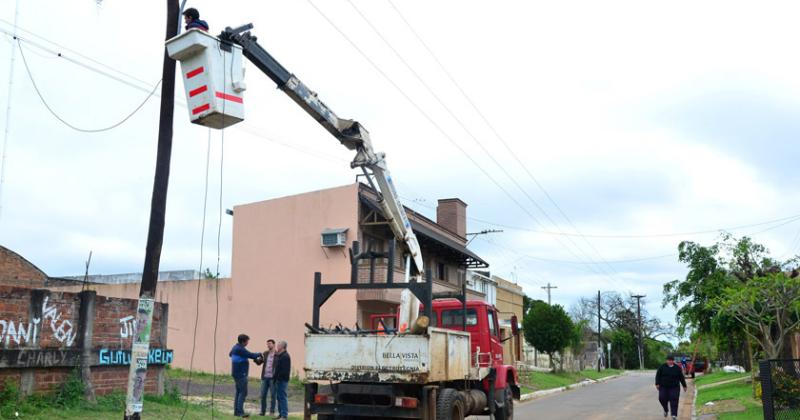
[0,246,46,289]
[0,286,170,397]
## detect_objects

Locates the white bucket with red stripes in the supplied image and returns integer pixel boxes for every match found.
[166,29,245,129]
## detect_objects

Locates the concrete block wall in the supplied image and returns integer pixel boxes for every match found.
[0,286,169,396]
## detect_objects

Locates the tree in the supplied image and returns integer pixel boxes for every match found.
[664,234,797,365]
[523,303,574,370]
[714,273,800,360]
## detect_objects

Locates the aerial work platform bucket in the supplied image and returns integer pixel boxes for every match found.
[166,29,246,129]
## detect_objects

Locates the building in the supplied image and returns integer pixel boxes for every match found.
[492,275,525,364]
[468,270,496,305]
[53,182,489,378]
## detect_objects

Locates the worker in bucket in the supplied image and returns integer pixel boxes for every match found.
[182,7,209,32]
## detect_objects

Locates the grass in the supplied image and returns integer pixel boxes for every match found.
[696,380,762,420]
[2,390,307,419]
[520,369,624,392]
[167,367,305,390]
[694,371,750,387]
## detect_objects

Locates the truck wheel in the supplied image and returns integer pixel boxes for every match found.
[494,384,514,420]
[436,388,465,420]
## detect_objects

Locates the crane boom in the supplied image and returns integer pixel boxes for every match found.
[218,24,424,278]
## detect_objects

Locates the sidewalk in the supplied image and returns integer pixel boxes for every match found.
[679,378,695,420]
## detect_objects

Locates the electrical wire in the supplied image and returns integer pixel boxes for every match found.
[317,1,635,291]
[385,0,630,273]
[211,43,232,419]
[16,38,161,133]
[179,129,212,420]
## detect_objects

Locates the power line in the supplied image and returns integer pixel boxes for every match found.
[381,0,628,283]
[16,38,161,133]
[309,0,628,291]
[467,212,800,239]
[349,0,629,285]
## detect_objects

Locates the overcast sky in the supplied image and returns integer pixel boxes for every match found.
[2,0,800,337]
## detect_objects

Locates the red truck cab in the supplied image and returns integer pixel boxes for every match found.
[369,299,521,399]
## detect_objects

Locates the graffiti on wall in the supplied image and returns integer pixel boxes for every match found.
[97,348,173,366]
[0,296,78,348]
[42,297,77,346]
[119,315,135,339]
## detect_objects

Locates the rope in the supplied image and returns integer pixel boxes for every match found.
[16,38,161,133]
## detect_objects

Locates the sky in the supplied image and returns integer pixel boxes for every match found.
[2,0,800,339]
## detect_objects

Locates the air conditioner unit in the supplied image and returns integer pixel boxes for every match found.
[321,228,348,247]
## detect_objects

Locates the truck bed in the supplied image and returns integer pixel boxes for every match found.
[304,327,477,383]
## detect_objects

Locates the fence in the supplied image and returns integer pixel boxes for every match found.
[760,359,800,420]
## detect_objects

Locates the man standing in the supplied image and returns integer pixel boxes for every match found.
[259,339,278,417]
[230,334,263,418]
[273,340,292,420]
[656,355,688,420]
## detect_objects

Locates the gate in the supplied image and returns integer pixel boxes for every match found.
[760,359,800,420]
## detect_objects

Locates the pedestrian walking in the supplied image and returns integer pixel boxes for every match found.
[258,339,278,417]
[230,334,263,418]
[655,355,687,420]
[273,340,292,420]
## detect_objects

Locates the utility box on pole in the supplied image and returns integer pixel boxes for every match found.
[166,29,246,129]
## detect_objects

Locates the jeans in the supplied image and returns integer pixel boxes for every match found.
[234,376,249,417]
[658,386,681,416]
[260,378,277,414]
[275,379,289,418]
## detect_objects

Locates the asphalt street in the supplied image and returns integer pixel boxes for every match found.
[471,371,692,420]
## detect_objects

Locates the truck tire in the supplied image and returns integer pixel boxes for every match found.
[494,384,514,420]
[436,388,466,420]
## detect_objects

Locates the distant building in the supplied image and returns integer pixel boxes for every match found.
[468,270,496,305]
[493,275,525,364]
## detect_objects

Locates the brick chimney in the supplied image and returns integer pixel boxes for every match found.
[436,198,467,239]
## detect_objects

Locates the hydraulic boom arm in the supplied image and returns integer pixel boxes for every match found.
[219,24,424,279]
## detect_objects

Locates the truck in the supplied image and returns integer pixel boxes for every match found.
[166,22,521,419]
[305,261,521,419]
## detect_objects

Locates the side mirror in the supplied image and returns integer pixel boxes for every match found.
[511,315,520,336]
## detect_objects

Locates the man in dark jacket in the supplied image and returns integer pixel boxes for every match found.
[182,7,209,32]
[273,340,291,420]
[230,334,263,417]
[655,355,687,420]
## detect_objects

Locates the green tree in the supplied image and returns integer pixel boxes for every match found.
[523,303,574,370]
[714,273,800,360]
[663,234,785,364]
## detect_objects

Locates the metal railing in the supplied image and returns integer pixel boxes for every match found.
[760,359,800,420]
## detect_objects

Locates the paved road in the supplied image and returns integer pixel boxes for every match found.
[473,371,692,420]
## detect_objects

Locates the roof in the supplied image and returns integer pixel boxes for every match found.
[321,228,349,235]
[359,193,489,269]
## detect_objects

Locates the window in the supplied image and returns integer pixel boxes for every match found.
[487,310,498,337]
[440,309,478,327]
[430,312,438,327]
[437,262,446,281]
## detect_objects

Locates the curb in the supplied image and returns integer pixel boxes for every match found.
[691,384,698,420]
[519,374,624,402]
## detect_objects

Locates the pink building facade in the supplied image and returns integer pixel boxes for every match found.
[54,182,488,378]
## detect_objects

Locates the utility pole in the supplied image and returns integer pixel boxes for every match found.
[597,290,601,372]
[123,1,179,418]
[541,282,557,305]
[632,294,646,371]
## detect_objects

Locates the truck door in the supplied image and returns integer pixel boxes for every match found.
[486,308,504,365]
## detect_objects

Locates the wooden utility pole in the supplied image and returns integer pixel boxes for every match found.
[597,290,601,372]
[632,294,646,370]
[541,282,557,305]
[123,1,179,418]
